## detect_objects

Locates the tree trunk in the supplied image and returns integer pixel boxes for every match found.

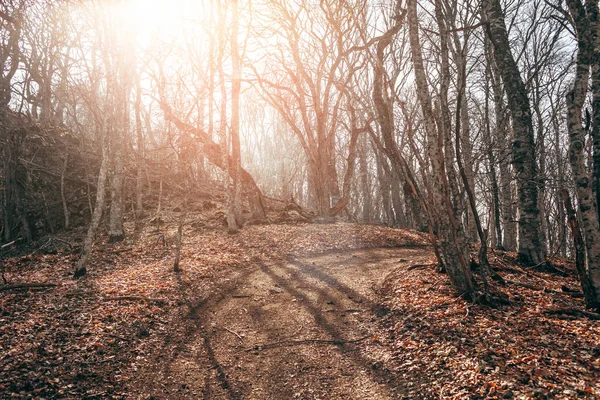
[108,136,124,242]
[553,96,567,257]
[75,134,109,277]
[61,156,70,230]
[308,155,332,217]
[562,189,596,307]
[484,74,503,249]
[483,0,545,265]
[357,135,371,223]
[230,0,244,229]
[135,76,144,225]
[390,167,406,227]
[375,149,393,226]
[592,5,600,229]
[486,40,517,251]
[407,0,474,295]
[565,0,600,309]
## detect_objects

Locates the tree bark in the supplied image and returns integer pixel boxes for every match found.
[486,40,517,251]
[565,0,600,309]
[134,75,144,225]
[482,0,545,265]
[108,135,124,242]
[407,0,474,295]
[61,156,70,230]
[483,47,504,249]
[75,133,109,277]
[230,0,244,229]
[562,189,596,307]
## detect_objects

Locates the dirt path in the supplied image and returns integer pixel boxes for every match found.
[134,246,431,400]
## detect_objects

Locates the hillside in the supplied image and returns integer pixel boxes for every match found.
[1,216,598,399]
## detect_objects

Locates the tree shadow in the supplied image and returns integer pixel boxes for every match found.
[256,260,399,390]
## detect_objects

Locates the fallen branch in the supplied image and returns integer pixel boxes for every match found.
[245,335,370,352]
[103,296,166,305]
[285,200,315,222]
[0,283,57,291]
[1,240,16,249]
[155,93,266,218]
[407,263,433,271]
[224,326,243,340]
[111,247,133,255]
[544,308,600,320]
[106,333,130,341]
[506,280,584,298]
[39,237,73,251]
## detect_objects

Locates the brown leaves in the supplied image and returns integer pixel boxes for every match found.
[380,250,600,398]
[0,220,426,398]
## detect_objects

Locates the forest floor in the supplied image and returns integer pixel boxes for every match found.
[1,210,599,399]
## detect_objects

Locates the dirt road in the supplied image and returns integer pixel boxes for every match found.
[133,246,431,400]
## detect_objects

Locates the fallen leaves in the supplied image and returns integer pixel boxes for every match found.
[0,218,425,398]
[380,250,600,398]
[2,214,598,398]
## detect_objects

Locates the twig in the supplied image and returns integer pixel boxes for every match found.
[103,296,166,305]
[427,278,445,291]
[38,238,52,251]
[246,335,370,352]
[106,333,129,341]
[506,280,584,298]
[462,305,471,320]
[38,237,73,251]
[224,326,243,340]
[407,263,433,271]
[544,308,600,320]
[0,283,57,291]
[52,237,74,249]
[0,241,16,249]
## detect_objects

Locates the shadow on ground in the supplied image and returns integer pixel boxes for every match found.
[130,247,430,400]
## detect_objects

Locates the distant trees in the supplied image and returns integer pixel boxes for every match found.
[1,1,31,243]
[252,0,370,216]
[0,0,22,109]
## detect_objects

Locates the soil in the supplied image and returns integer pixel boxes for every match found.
[2,219,599,399]
[131,247,431,399]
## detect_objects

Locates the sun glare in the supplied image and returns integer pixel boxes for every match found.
[115,0,191,46]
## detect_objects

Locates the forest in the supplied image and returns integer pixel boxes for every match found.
[1,0,599,398]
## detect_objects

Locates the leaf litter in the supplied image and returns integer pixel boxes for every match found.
[0,213,598,399]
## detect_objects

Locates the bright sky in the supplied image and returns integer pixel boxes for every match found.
[113,0,212,47]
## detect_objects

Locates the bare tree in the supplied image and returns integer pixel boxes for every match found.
[564,0,600,309]
[482,0,546,266]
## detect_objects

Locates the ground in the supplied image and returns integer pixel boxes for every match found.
[1,217,599,399]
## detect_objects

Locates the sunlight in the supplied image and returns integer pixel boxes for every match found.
[114,0,192,45]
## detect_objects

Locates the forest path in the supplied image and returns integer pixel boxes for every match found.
[135,246,431,399]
